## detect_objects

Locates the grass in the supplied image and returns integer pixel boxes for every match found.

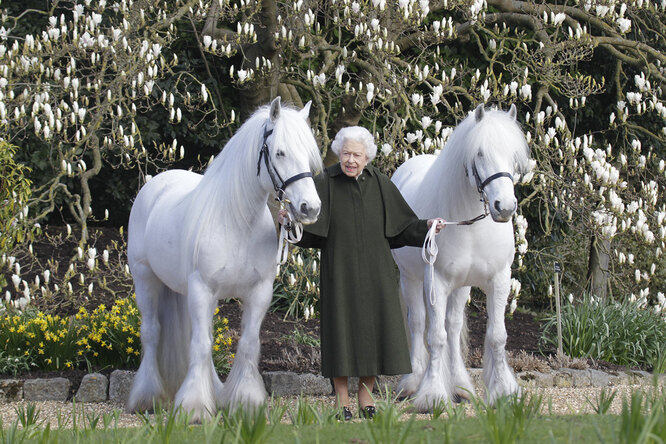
[281,326,320,347]
[2,386,665,443]
[0,409,653,443]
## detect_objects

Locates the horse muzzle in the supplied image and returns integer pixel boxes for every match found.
[291,200,321,224]
[489,198,517,223]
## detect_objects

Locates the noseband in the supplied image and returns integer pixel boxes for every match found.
[452,162,513,225]
[256,126,313,202]
[472,162,514,196]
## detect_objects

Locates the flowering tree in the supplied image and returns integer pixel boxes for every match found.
[198,0,665,306]
[2,0,664,308]
[0,0,223,243]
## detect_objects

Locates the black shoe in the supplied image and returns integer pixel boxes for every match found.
[337,406,353,421]
[360,405,376,419]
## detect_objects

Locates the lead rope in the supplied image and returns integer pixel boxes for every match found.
[277,204,303,268]
[422,222,440,306]
[420,210,489,306]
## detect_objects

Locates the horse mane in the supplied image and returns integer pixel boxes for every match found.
[182,103,322,270]
[414,107,530,218]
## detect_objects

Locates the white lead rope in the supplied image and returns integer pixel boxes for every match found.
[420,213,488,305]
[277,210,303,266]
[422,222,440,306]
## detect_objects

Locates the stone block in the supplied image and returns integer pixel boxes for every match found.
[262,372,331,397]
[23,377,70,401]
[607,371,629,386]
[569,369,592,387]
[588,369,612,387]
[0,379,23,402]
[75,373,108,403]
[517,371,553,388]
[109,370,135,404]
[626,370,654,386]
[376,375,401,395]
[553,370,573,388]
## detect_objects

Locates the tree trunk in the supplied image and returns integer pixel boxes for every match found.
[587,235,611,299]
[238,0,280,119]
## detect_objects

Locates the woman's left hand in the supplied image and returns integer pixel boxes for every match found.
[427,218,446,234]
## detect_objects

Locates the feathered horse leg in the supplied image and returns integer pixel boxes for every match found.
[397,274,427,398]
[482,268,520,404]
[174,271,218,422]
[446,287,475,402]
[219,279,272,411]
[126,265,168,412]
[410,269,453,412]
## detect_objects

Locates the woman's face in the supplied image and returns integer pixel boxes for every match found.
[339,140,368,178]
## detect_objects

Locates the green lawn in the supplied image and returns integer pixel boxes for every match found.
[5,414,631,443]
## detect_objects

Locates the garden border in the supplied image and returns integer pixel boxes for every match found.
[1,368,663,405]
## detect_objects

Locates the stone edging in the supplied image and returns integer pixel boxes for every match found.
[0,368,663,404]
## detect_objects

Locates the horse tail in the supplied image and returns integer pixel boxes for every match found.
[157,287,191,399]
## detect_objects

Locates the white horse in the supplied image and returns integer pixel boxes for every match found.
[126,97,322,421]
[391,104,531,412]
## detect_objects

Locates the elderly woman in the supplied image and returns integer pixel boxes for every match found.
[280,126,444,420]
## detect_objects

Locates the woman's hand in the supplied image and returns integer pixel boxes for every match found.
[427,218,446,234]
[278,209,288,226]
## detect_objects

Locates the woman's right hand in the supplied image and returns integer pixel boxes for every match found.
[278,209,288,225]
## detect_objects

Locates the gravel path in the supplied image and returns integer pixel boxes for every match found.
[0,383,661,428]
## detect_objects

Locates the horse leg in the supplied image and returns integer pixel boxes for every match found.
[219,280,271,411]
[446,287,475,402]
[174,271,217,422]
[210,360,225,407]
[411,270,452,412]
[126,264,168,412]
[482,268,520,404]
[397,275,427,398]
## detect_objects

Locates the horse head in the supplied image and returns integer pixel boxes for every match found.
[466,104,530,223]
[259,97,322,224]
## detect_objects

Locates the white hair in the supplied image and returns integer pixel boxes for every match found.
[330,126,377,162]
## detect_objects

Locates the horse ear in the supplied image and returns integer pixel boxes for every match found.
[300,101,312,120]
[269,96,282,123]
[474,104,485,122]
[508,104,517,120]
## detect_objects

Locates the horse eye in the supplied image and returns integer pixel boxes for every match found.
[477,151,484,158]
[276,150,286,158]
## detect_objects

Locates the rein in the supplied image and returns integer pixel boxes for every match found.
[421,162,513,305]
[255,125,313,267]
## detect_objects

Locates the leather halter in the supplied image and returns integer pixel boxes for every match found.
[256,126,313,201]
[472,162,514,195]
[453,161,513,225]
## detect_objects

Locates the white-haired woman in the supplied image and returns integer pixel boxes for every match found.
[280,126,445,420]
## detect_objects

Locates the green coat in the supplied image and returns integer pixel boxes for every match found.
[298,163,428,378]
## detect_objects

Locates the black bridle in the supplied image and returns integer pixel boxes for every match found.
[472,162,514,196]
[453,161,513,225]
[256,126,313,201]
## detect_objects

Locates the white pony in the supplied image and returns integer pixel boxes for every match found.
[391,104,531,411]
[126,97,322,421]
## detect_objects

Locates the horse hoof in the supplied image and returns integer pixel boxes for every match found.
[453,392,471,404]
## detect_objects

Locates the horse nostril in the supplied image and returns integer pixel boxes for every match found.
[494,200,501,212]
[300,202,309,215]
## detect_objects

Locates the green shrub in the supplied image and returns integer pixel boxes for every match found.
[74,297,142,369]
[0,142,34,288]
[273,247,320,320]
[541,294,666,369]
[0,295,235,374]
[0,309,79,370]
